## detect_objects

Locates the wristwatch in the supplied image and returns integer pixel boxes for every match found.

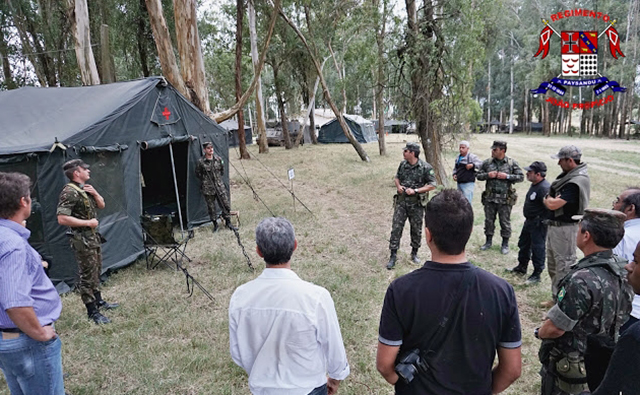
[534,327,540,339]
[414,188,419,194]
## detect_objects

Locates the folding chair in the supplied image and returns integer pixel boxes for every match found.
[141,214,193,270]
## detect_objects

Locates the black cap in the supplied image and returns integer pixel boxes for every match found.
[62,159,89,172]
[524,161,547,173]
[491,140,507,150]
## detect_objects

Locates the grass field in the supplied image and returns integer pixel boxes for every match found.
[4,133,640,395]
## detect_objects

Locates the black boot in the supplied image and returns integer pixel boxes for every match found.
[501,238,510,255]
[386,250,397,270]
[410,248,421,265]
[526,271,542,285]
[86,301,110,325]
[224,217,238,231]
[505,264,527,275]
[480,236,492,251]
[94,291,119,310]
[212,219,219,233]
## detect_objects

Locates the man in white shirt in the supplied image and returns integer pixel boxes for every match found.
[229,217,350,395]
[613,187,640,332]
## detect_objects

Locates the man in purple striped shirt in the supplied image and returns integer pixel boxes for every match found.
[0,172,65,395]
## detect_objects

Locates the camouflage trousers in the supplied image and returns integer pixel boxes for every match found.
[73,246,102,304]
[389,199,424,251]
[483,201,513,239]
[204,193,231,222]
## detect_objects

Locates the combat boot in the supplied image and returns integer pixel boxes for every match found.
[525,271,542,285]
[212,219,219,233]
[410,248,421,265]
[386,250,397,270]
[501,238,510,255]
[505,264,527,275]
[94,291,119,310]
[224,217,238,231]
[480,236,492,251]
[86,301,111,325]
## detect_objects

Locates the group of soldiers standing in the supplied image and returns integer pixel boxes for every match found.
[387,139,639,394]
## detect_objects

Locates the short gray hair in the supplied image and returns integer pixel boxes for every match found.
[255,217,296,265]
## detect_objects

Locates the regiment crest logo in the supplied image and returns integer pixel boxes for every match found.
[530,10,626,109]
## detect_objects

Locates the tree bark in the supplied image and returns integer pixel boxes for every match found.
[248,0,268,153]
[374,0,387,155]
[67,0,100,85]
[273,61,292,149]
[174,0,210,114]
[100,24,115,83]
[277,2,370,162]
[137,0,151,77]
[146,0,188,96]
[234,0,249,159]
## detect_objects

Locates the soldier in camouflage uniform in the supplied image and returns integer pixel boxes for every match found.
[195,142,235,231]
[535,209,633,395]
[476,141,524,254]
[386,142,437,269]
[57,159,118,325]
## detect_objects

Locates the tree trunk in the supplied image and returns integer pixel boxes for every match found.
[234,0,249,159]
[145,0,188,97]
[278,3,370,162]
[374,0,387,155]
[248,0,268,153]
[137,0,150,77]
[273,61,292,149]
[509,38,514,134]
[487,59,491,132]
[67,0,100,85]
[0,25,16,89]
[100,24,115,83]
[174,0,210,114]
[212,0,279,124]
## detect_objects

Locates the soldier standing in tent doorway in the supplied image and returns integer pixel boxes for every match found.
[386,142,437,270]
[57,159,118,325]
[196,142,236,231]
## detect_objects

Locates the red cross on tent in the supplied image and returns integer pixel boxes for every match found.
[162,107,171,121]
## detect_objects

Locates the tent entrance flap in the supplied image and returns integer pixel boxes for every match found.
[140,142,188,226]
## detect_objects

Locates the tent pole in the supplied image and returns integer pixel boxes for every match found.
[168,142,185,239]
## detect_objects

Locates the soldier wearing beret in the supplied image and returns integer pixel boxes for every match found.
[507,161,550,284]
[195,142,235,232]
[386,142,437,269]
[57,159,118,325]
[477,141,524,254]
[536,209,633,395]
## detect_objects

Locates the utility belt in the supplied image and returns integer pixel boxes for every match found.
[540,346,587,395]
[67,228,106,250]
[545,220,577,227]
[482,189,518,206]
[395,193,427,207]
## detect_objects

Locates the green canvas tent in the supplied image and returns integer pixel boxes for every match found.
[317,114,378,144]
[0,77,228,291]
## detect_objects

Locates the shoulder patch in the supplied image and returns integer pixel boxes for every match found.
[557,287,566,302]
[429,169,434,175]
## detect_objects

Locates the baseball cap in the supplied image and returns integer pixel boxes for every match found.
[404,142,420,153]
[571,208,627,224]
[491,140,507,150]
[524,161,547,173]
[551,145,582,160]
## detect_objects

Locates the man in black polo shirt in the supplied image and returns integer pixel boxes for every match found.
[507,161,550,284]
[543,146,590,306]
[376,189,522,395]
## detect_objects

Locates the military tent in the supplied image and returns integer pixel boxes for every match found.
[0,77,228,290]
[318,114,378,143]
[219,119,253,147]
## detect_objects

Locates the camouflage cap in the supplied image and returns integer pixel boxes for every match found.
[62,159,89,172]
[551,145,582,160]
[491,140,507,150]
[202,141,213,148]
[524,161,547,173]
[572,208,627,225]
[404,142,421,153]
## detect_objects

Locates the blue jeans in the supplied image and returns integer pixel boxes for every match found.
[457,182,475,203]
[308,384,327,395]
[0,333,65,395]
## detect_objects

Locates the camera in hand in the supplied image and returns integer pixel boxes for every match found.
[395,349,429,384]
